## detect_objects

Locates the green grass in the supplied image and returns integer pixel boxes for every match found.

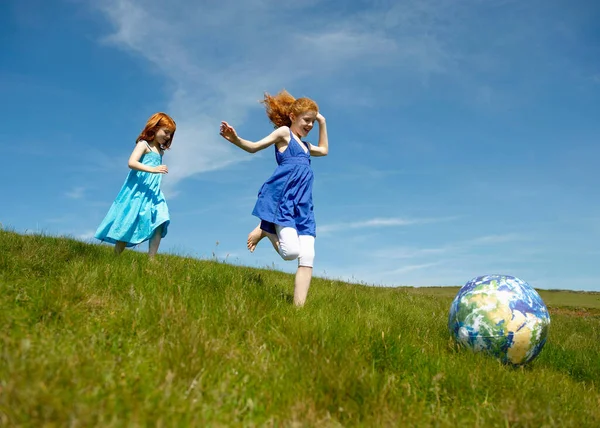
[1,229,599,427]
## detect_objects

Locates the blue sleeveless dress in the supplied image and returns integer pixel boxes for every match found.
[95,143,170,247]
[252,130,316,237]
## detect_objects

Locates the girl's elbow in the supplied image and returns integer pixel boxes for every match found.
[248,144,264,154]
[128,160,141,170]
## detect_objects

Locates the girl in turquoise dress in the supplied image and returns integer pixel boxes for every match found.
[95,112,176,258]
[220,90,329,306]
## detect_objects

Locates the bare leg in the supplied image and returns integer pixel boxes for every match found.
[294,266,313,307]
[148,225,163,258]
[247,222,279,253]
[114,241,127,255]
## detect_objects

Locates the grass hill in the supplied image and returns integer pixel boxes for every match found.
[1,229,599,426]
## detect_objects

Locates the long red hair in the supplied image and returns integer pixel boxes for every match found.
[261,89,318,128]
[136,112,176,149]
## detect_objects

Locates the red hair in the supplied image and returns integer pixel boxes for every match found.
[261,89,319,128]
[136,112,176,149]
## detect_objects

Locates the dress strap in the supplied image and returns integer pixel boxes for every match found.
[141,140,159,154]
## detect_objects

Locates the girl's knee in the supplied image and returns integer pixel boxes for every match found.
[276,225,301,261]
[280,247,300,261]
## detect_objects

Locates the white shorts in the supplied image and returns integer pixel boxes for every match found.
[276,225,315,268]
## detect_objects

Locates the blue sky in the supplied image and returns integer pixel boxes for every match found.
[2,0,599,291]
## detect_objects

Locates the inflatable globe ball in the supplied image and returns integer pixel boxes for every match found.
[448,274,550,365]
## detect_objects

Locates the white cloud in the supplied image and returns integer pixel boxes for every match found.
[77,230,96,241]
[372,233,529,261]
[466,233,527,245]
[381,261,444,275]
[297,30,397,64]
[319,216,457,234]
[65,186,86,199]
[331,230,538,286]
[373,246,450,260]
[46,216,73,224]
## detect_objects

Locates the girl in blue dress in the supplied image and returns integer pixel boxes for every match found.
[95,112,176,258]
[220,90,329,306]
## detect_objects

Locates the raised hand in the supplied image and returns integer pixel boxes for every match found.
[220,121,239,144]
[316,112,326,123]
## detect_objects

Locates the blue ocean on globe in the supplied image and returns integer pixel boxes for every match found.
[448,274,551,365]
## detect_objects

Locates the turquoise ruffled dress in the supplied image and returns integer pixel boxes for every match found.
[95,143,169,247]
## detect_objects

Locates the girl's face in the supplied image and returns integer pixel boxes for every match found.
[155,127,173,147]
[290,111,317,138]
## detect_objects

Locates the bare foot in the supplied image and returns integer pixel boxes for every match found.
[247,225,266,252]
[247,223,279,253]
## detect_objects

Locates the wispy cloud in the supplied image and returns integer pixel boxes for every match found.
[46,216,73,224]
[372,233,529,261]
[373,246,450,260]
[319,216,458,234]
[466,233,528,245]
[77,230,96,241]
[381,261,445,275]
[318,165,432,185]
[65,186,86,200]
[329,231,538,285]
[297,30,397,66]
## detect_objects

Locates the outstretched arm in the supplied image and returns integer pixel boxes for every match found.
[309,113,328,157]
[220,121,288,154]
